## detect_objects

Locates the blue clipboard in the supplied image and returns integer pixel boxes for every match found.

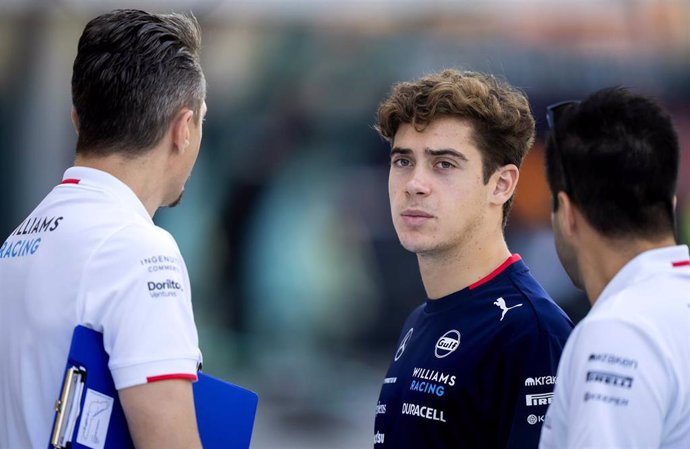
[48,325,258,449]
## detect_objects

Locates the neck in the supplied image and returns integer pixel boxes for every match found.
[578,232,677,304]
[74,150,166,217]
[418,232,511,299]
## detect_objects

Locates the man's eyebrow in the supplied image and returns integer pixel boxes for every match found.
[390,147,413,157]
[426,148,468,161]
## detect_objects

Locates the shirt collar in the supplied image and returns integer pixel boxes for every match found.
[424,254,526,314]
[595,244,690,307]
[60,166,152,223]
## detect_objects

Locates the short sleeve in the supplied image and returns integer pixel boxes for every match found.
[550,318,669,449]
[78,223,201,390]
[502,328,566,449]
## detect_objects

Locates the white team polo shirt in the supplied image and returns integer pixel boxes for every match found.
[540,245,690,449]
[0,167,201,449]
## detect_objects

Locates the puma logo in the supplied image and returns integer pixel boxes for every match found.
[493,297,523,321]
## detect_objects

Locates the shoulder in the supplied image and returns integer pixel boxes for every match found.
[98,222,180,260]
[81,222,186,286]
[495,268,574,338]
[604,272,688,317]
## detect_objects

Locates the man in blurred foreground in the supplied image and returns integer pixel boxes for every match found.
[540,87,690,448]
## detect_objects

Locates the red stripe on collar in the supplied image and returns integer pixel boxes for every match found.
[671,260,690,267]
[469,254,522,290]
[60,178,81,185]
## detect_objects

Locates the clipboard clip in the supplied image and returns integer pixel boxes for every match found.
[50,366,86,448]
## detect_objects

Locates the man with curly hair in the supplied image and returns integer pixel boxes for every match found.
[372,69,573,448]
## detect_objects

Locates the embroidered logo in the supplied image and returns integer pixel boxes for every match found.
[493,297,523,321]
[394,328,414,362]
[434,330,461,358]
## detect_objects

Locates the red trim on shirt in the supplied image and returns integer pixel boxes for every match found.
[671,260,690,267]
[469,254,522,290]
[60,178,81,185]
[147,373,198,383]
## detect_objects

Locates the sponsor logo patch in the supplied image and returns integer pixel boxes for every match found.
[140,254,181,273]
[401,402,447,422]
[147,279,183,298]
[526,392,553,406]
[527,414,545,425]
[0,238,41,259]
[584,391,629,406]
[394,328,413,362]
[412,367,456,386]
[410,380,445,397]
[524,376,557,386]
[493,297,523,321]
[588,353,638,369]
[586,371,633,389]
[434,330,460,358]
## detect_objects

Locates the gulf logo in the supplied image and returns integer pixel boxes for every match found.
[435,330,461,358]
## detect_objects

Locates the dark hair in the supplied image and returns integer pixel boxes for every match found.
[72,9,205,156]
[375,69,535,228]
[545,87,679,239]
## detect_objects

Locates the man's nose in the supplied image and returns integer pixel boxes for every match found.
[405,166,431,196]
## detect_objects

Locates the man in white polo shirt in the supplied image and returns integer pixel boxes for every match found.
[539,88,690,448]
[0,9,207,448]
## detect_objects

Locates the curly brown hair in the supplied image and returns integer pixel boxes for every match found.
[375,69,535,227]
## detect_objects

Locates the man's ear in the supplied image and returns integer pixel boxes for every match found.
[490,164,519,206]
[71,106,79,134]
[556,191,577,237]
[171,108,194,154]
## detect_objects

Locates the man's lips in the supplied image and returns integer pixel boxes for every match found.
[400,209,434,226]
[401,209,434,218]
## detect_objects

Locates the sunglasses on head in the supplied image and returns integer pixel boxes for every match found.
[546,100,580,194]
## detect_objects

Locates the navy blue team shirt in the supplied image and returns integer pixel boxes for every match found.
[374,255,573,449]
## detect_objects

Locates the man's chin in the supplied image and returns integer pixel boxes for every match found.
[165,191,184,208]
[400,238,436,255]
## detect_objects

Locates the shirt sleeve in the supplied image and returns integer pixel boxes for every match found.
[78,223,202,390]
[550,318,669,449]
[501,328,566,449]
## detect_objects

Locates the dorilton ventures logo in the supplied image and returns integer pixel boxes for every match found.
[147,279,183,298]
[434,330,460,358]
[148,279,182,291]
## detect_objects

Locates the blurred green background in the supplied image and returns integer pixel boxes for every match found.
[1,1,688,447]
